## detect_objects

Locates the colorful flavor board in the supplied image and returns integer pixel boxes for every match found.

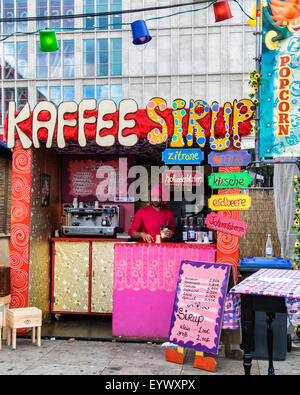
[205,212,248,237]
[162,149,204,165]
[208,194,251,211]
[208,172,251,189]
[208,150,251,167]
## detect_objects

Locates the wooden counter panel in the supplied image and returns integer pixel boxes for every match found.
[52,242,89,313]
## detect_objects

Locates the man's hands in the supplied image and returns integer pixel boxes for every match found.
[140,232,154,243]
[163,229,173,239]
[131,230,173,242]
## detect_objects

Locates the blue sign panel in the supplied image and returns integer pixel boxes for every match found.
[208,150,251,167]
[162,149,203,165]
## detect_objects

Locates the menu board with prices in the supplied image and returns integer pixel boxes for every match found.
[168,261,233,355]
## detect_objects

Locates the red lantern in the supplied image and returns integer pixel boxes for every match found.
[213,0,233,22]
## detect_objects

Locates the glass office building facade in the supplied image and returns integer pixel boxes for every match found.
[0,0,123,128]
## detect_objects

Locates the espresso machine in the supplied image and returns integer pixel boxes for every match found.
[62,203,120,237]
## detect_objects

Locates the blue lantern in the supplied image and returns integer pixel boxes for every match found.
[131,20,152,45]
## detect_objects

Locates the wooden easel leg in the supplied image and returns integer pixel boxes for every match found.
[194,351,216,372]
[166,346,184,364]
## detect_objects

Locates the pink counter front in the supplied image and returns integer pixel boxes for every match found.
[112,242,216,339]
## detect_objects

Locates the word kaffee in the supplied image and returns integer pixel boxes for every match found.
[4,97,255,150]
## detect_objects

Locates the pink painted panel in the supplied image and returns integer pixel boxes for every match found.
[112,243,216,338]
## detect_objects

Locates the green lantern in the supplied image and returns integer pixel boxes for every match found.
[39,29,59,52]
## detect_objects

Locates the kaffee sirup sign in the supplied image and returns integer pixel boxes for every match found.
[4,97,255,151]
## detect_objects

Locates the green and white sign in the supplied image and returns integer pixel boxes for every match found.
[208,172,251,189]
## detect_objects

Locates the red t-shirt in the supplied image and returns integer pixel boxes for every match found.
[128,205,176,241]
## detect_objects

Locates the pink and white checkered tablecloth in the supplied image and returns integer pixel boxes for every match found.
[223,269,300,329]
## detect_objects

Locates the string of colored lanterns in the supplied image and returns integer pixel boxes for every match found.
[39,0,234,50]
[2,0,246,52]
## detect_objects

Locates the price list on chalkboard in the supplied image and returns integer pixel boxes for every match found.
[168,261,232,355]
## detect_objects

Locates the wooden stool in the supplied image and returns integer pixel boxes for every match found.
[0,295,11,342]
[0,311,2,350]
[7,307,42,350]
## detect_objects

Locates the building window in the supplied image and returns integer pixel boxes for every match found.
[83,0,122,30]
[97,39,109,77]
[37,40,74,79]
[110,38,122,76]
[37,86,48,102]
[110,84,122,105]
[83,84,122,106]
[36,86,75,104]
[63,86,75,101]
[2,0,28,34]
[4,88,15,114]
[49,44,62,78]
[83,38,122,77]
[4,41,28,80]
[17,42,28,79]
[17,87,28,109]
[50,86,61,105]
[83,39,95,77]
[17,0,28,31]
[4,43,15,80]
[83,85,95,99]
[63,40,75,78]
[37,0,74,30]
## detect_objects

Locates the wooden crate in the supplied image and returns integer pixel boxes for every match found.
[7,307,42,329]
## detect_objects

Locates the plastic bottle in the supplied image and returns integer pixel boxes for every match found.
[201,218,208,244]
[266,234,273,258]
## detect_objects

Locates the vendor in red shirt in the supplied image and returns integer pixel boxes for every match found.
[129,184,176,243]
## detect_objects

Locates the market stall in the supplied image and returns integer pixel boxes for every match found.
[2,95,255,338]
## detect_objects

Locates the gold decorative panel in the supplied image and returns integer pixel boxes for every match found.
[29,148,60,323]
[91,242,115,313]
[53,242,89,313]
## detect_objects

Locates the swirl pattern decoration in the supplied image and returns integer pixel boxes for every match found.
[9,142,32,311]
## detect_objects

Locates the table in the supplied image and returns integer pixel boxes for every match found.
[229,269,300,375]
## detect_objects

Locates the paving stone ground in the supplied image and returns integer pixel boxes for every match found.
[0,338,299,376]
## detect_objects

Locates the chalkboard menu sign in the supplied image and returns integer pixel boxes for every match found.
[168,261,233,355]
